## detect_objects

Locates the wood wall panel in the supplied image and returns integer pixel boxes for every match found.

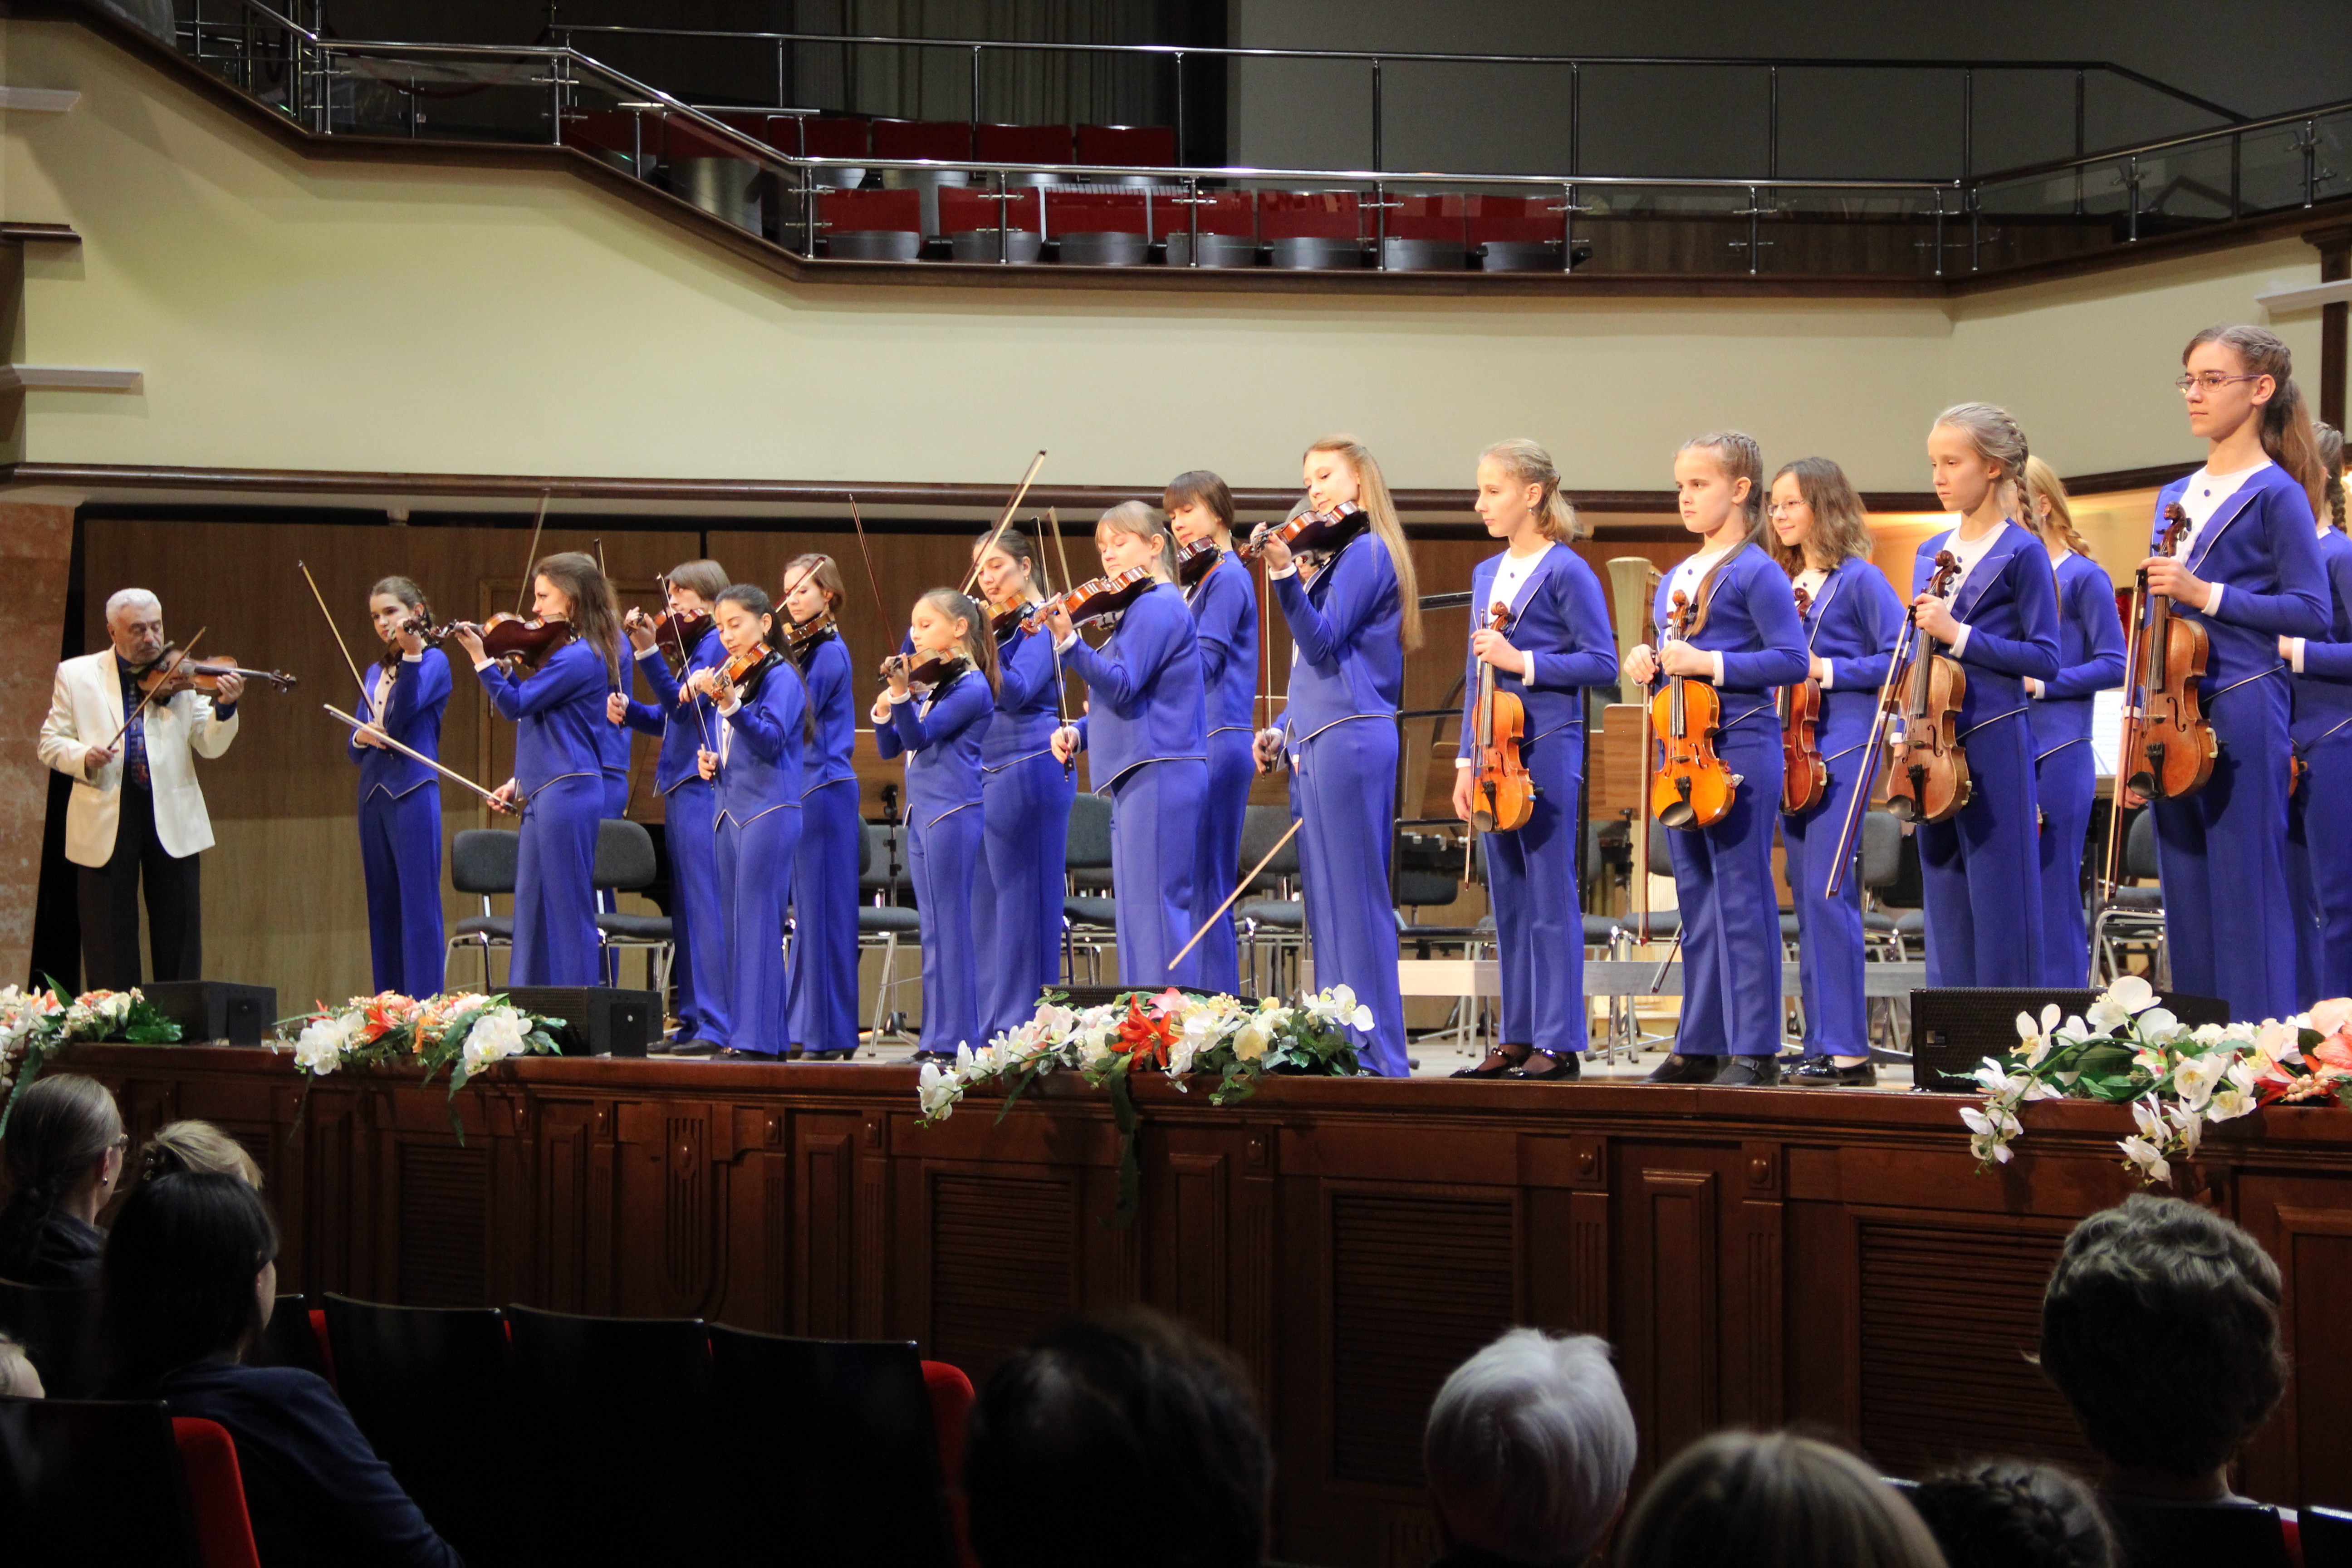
[1,504,74,988]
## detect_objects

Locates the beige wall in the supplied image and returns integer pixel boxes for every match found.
[0,19,2327,506]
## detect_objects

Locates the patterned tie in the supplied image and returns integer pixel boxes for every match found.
[118,659,151,788]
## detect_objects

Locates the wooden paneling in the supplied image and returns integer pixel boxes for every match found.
[0,504,74,988]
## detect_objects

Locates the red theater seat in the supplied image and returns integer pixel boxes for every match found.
[1051,189,1151,264]
[1467,193,1567,270]
[872,118,975,162]
[940,186,1044,261]
[819,187,926,260]
[795,115,872,159]
[1382,193,1469,270]
[1154,189,1257,266]
[172,1417,263,1568]
[1077,123,1177,169]
[975,122,1074,168]
[923,1359,978,1568]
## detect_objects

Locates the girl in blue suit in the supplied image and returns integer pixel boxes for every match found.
[1447,440,1619,1081]
[2141,325,2332,1021]
[1048,503,1210,987]
[780,555,862,1059]
[2019,462,2127,989]
[614,560,729,1050]
[971,528,1075,1038]
[455,552,620,988]
[1624,432,1811,1085]
[1908,405,2063,989]
[2286,426,2351,1003]
[1167,471,1259,996]
[1253,437,1421,1077]
[690,585,806,1061]
[1764,460,1905,1086]
[349,576,453,996]
[875,590,998,1061]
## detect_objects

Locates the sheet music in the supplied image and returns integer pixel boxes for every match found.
[2090,688,2124,779]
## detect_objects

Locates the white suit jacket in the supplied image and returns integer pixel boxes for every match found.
[37,649,239,866]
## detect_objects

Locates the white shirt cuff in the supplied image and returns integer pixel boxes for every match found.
[1269,564,1300,580]
[2291,638,2307,674]
[1520,650,1537,683]
[1454,757,1472,769]
[715,692,742,716]
[2024,676,2044,696]
[2205,583,2225,617]
[471,658,495,674]
[401,651,423,664]
[885,688,913,706]
[1947,623,1973,659]
[1054,631,1078,655]
[1710,652,1725,684]
[1818,660,1835,691]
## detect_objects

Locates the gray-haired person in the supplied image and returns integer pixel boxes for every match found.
[1424,1328,1637,1568]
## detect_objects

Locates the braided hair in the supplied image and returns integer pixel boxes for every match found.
[1909,1460,2115,1568]
[2318,420,2347,534]
[1933,402,2034,529]
[2023,457,2094,556]
[0,1074,123,1278]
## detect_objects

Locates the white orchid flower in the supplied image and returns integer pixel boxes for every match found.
[916,1060,962,1120]
[2165,1102,2204,1159]
[2130,1096,2166,1143]
[2119,1135,2172,1186]
[2170,1052,2228,1111]
[459,1006,530,1074]
[2191,1023,2226,1046]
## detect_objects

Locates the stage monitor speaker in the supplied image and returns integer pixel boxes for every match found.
[1908,986,2230,1093]
[144,980,278,1047]
[1057,985,1265,1011]
[504,987,658,1058]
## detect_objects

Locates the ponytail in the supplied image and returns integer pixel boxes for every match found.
[2023,456,2094,556]
[2317,421,2347,534]
[2185,324,2326,522]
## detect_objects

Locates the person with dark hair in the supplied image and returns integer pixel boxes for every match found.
[0,1073,124,1286]
[1614,1430,1946,1568]
[1166,470,1257,996]
[99,1172,461,1568]
[2039,1194,2289,1519]
[780,553,863,1058]
[1423,1328,1635,1566]
[1910,1460,2114,1568]
[348,574,453,997]
[966,1308,1269,1568]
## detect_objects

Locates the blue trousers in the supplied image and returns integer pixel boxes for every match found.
[787,779,862,1054]
[1666,721,1785,1057]
[978,753,1074,1037]
[2156,675,2298,1021]
[666,779,729,1045]
[598,776,630,985]
[1919,709,2044,988]
[1107,759,1209,989]
[1779,742,1869,1057]
[1297,720,1406,1076]
[1190,730,1254,995]
[513,773,603,987]
[2034,740,2097,988]
[359,784,443,996]
[717,805,801,1058]
[909,805,984,1053]
[1483,725,1586,1058]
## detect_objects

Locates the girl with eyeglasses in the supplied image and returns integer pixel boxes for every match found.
[1763,459,1904,1087]
[2140,326,2329,1022]
[1622,432,1810,1086]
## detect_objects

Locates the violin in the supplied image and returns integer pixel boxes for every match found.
[878,650,969,695]
[1240,501,1368,561]
[712,643,780,699]
[1467,601,1534,833]
[1021,566,1156,635]
[1883,550,1972,825]
[1649,590,1736,830]
[2118,503,2216,803]
[1176,538,1222,588]
[627,603,712,670]
[785,607,838,662]
[1779,583,1827,816]
[458,612,575,677]
[136,650,298,697]
[989,597,1033,638]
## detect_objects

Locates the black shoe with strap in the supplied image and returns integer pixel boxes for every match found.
[1511,1050,1581,1082]
[1789,1055,1877,1087]
[1712,1054,1782,1087]
[1645,1052,1722,1084]
[1451,1046,1530,1079]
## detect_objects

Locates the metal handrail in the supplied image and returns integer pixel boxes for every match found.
[1968,94,2352,183]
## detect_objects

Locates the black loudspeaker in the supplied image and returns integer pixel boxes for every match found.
[503,987,657,1058]
[1908,986,2231,1092]
[143,980,278,1046]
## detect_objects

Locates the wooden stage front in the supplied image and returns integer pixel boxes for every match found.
[65,1045,2352,1568]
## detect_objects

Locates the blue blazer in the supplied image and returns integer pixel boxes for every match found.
[1063,582,1207,791]
[795,628,859,792]
[2154,463,2328,690]
[2030,551,2128,755]
[348,649,452,798]
[986,618,1064,767]
[1798,558,1906,760]
[2290,528,2352,747]
[622,628,724,794]
[877,668,992,827]
[1649,544,1810,731]
[1911,525,2063,727]
[479,638,611,791]
[1187,551,1260,735]
[1454,544,1618,762]
[713,653,808,824]
[1276,532,1404,740]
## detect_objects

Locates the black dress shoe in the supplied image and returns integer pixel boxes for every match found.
[1451,1048,1529,1079]
[1712,1054,1782,1087]
[1646,1052,1723,1083]
[1511,1050,1581,1082]
[710,1047,778,1062]
[798,1048,852,1063]
[1790,1055,1877,1087]
[667,1039,723,1057]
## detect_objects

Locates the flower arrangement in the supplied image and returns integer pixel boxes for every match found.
[0,982,183,1133]
[279,990,564,1097]
[1964,975,2352,1186]
[915,986,1369,1227]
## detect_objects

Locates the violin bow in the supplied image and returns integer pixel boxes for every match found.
[103,627,206,754]
[2102,552,2156,905]
[958,450,1049,599]
[1824,600,1916,901]
[514,491,551,615]
[298,560,381,725]
[845,490,917,703]
[1171,817,1304,970]
[323,703,522,817]
[1040,507,1077,775]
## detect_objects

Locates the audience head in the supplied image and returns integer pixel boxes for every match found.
[137,1120,262,1189]
[1910,1460,2113,1568]
[1424,1328,1634,1567]
[0,1073,125,1273]
[966,1308,1269,1568]
[1616,1430,1947,1568]
[2038,1194,2285,1489]
[0,1331,41,1397]
[98,1171,279,1395]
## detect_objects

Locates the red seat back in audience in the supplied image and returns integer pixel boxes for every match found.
[975,122,1074,167]
[1466,194,1562,244]
[1387,193,1467,242]
[1077,123,1177,168]
[1261,190,1359,239]
[820,187,926,234]
[798,115,872,158]
[1151,189,1255,240]
[939,186,1043,235]
[873,119,975,162]
[1048,190,1150,236]
[172,1417,262,1568]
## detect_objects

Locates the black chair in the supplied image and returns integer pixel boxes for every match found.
[0,1395,203,1566]
[445,828,519,990]
[1234,804,1305,996]
[2104,1497,2293,1568]
[1063,791,1117,983]
[324,1294,512,1566]
[251,1293,329,1381]
[0,1277,101,1398]
[593,818,672,993]
[707,1325,956,1568]
[2304,1504,2352,1568]
[2093,808,2169,982]
[505,1303,717,1568]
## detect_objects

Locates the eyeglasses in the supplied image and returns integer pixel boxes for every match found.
[1766,501,1809,517]
[2174,372,2263,395]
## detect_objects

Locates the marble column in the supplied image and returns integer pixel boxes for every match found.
[0,504,74,988]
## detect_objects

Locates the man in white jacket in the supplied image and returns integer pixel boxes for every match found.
[37,588,242,988]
